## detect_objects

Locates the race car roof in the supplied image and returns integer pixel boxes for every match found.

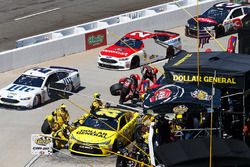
[163,51,250,89]
[213,2,242,9]
[124,31,155,40]
[23,67,56,77]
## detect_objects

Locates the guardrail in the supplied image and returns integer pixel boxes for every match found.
[0,0,221,73]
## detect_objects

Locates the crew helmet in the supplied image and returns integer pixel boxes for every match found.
[93,92,101,99]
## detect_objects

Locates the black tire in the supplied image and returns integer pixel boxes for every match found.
[112,140,119,152]
[215,26,225,38]
[130,56,140,69]
[33,95,41,108]
[110,83,122,96]
[166,45,175,59]
[41,119,51,134]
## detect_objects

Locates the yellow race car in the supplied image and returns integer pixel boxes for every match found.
[69,107,139,156]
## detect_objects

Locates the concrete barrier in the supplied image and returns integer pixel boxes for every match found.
[0,0,221,73]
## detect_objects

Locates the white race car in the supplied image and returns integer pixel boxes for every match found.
[98,30,182,70]
[0,66,81,108]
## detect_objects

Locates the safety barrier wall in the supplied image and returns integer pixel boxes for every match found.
[0,0,221,73]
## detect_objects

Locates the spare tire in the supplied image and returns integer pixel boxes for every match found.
[110,83,122,96]
[41,119,51,134]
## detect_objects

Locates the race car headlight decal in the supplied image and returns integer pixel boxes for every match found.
[20,97,31,100]
[119,58,129,61]
[99,140,111,145]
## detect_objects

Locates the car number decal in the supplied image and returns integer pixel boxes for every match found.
[96,110,121,118]
[33,68,51,74]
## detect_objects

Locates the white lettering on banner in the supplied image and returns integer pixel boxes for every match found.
[130,32,152,38]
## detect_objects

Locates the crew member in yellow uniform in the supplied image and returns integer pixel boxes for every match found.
[90,93,104,112]
[46,115,60,133]
[53,124,69,149]
[52,103,70,127]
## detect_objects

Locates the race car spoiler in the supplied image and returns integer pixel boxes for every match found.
[49,66,78,72]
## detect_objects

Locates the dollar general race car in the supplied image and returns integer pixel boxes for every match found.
[185,2,250,38]
[97,30,182,70]
[0,66,80,108]
[69,108,139,156]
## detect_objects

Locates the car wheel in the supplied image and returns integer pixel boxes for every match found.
[130,56,140,69]
[110,83,122,96]
[33,95,41,108]
[112,140,121,152]
[166,45,175,59]
[215,26,225,38]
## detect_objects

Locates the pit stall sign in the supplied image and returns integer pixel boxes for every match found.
[31,134,53,155]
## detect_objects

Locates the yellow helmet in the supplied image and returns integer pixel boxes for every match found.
[60,103,66,109]
[176,113,183,119]
[47,115,54,123]
[93,92,100,99]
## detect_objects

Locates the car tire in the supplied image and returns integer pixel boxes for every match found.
[166,45,175,60]
[130,56,140,69]
[215,26,225,38]
[110,83,122,96]
[33,95,41,108]
[112,140,121,152]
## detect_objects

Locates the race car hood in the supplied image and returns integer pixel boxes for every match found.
[187,16,218,28]
[100,45,138,58]
[71,126,116,143]
[0,84,40,98]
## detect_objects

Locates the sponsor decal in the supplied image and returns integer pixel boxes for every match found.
[7,85,35,92]
[150,88,172,102]
[33,68,51,74]
[76,129,108,139]
[191,89,212,101]
[102,49,128,56]
[31,134,53,155]
[172,74,236,84]
[173,54,192,66]
[173,105,188,114]
[35,136,52,146]
[85,29,107,50]
[232,18,243,30]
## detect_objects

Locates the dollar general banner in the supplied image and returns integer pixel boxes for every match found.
[170,72,244,89]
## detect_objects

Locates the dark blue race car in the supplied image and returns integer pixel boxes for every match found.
[185,2,250,38]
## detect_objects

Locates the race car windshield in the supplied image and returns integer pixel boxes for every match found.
[83,116,118,131]
[13,75,44,87]
[115,37,142,49]
[203,7,229,23]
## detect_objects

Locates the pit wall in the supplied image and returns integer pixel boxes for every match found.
[0,0,221,72]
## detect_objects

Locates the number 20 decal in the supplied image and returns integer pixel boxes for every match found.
[96,110,121,118]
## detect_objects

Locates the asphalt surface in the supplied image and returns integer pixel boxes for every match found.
[0,24,235,167]
[0,0,170,52]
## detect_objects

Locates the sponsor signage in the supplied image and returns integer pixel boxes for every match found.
[172,73,237,85]
[85,29,107,50]
[31,134,53,155]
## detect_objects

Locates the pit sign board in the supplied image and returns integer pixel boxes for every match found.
[31,134,53,155]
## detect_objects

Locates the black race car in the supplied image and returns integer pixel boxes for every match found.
[185,2,250,38]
